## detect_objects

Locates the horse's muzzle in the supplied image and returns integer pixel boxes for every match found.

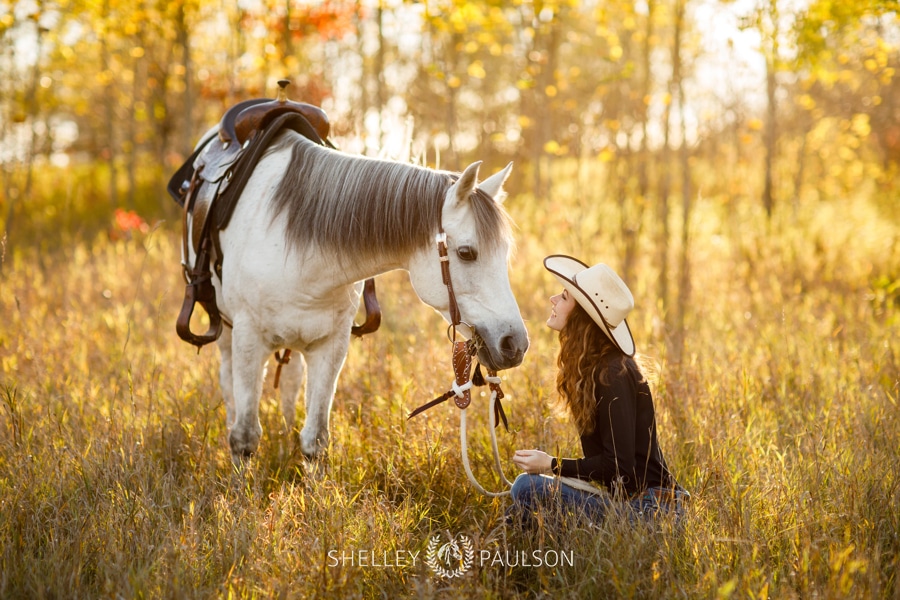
[477,328,529,371]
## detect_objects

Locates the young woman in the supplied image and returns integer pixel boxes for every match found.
[509,255,687,524]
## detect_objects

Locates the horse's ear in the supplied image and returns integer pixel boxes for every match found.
[453,161,482,205]
[478,162,513,203]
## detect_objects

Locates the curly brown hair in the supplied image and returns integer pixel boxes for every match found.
[555,302,631,434]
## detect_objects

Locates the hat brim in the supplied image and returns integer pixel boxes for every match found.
[543,255,636,357]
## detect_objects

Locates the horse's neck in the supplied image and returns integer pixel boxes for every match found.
[292,245,418,291]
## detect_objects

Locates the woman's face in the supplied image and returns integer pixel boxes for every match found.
[547,288,577,331]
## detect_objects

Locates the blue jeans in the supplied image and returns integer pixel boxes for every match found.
[508,473,688,527]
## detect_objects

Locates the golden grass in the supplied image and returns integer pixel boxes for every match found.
[0,182,898,598]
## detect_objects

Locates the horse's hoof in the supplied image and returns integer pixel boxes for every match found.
[229,426,261,460]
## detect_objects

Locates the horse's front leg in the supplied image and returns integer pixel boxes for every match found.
[300,333,351,458]
[277,352,306,433]
[217,325,236,428]
[227,318,270,461]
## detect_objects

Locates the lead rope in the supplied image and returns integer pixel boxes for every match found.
[409,340,514,496]
[459,375,514,497]
[484,372,515,489]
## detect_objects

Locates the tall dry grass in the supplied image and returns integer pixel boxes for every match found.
[0,172,898,598]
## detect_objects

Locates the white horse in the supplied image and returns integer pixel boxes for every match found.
[186,129,529,461]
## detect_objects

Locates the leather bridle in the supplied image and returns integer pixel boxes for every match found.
[435,228,466,336]
[408,225,508,425]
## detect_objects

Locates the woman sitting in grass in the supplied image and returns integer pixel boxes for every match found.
[509,255,688,525]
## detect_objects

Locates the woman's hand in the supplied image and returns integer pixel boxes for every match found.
[512,449,554,474]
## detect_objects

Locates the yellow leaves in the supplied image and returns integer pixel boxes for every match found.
[447,75,461,88]
[797,94,816,111]
[543,140,569,156]
[850,114,870,138]
[813,65,839,88]
[517,115,533,129]
[489,131,508,144]
[130,46,144,58]
[544,85,557,97]
[609,45,623,61]
[448,2,485,33]
[748,118,763,132]
[598,146,615,162]
[864,59,878,73]
[467,60,486,79]
[515,78,534,90]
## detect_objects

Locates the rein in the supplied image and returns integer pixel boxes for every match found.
[407,228,515,497]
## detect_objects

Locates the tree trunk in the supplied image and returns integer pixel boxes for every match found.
[375,3,386,151]
[2,17,45,272]
[667,0,691,363]
[177,0,194,155]
[102,0,118,208]
[673,33,692,364]
[126,16,144,210]
[762,55,776,218]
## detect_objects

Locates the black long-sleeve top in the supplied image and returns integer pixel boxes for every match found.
[550,355,680,496]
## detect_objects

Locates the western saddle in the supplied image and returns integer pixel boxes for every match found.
[168,80,380,351]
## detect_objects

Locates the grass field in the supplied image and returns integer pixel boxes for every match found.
[1,173,898,598]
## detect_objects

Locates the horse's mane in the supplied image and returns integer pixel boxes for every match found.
[270,134,513,262]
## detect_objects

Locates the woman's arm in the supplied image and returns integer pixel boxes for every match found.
[552,374,638,486]
[512,449,554,473]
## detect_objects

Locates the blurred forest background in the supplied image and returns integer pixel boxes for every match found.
[3,0,899,355]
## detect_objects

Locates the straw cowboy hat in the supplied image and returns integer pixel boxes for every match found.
[543,255,636,356]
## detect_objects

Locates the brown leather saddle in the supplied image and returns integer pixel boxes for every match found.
[167,80,381,350]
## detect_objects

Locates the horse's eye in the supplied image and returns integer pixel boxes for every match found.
[457,245,478,262]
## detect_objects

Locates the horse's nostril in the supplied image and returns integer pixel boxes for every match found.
[500,334,519,358]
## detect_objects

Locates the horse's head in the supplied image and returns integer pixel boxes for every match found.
[438,540,463,563]
[408,161,529,371]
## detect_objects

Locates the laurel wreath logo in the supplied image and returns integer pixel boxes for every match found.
[425,532,474,578]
